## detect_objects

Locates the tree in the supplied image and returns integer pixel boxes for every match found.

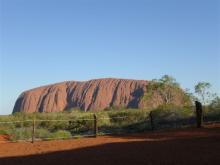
[184,88,197,104]
[194,82,216,105]
[209,96,220,110]
[146,75,180,104]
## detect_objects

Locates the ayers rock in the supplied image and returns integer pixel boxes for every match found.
[13,78,189,113]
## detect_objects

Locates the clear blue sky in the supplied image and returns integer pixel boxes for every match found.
[0,0,219,115]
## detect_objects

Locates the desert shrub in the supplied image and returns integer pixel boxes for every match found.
[103,107,115,111]
[203,107,220,121]
[103,106,126,111]
[49,130,72,139]
[0,122,15,132]
[7,128,32,141]
[13,120,32,128]
[64,108,82,113]
[37,120,69,132]
[95,112,111,127]
[96,109,150,134]
[153,104,193,119]
[68,119,93,134]
[0,129,7,135]
[35,128,52,139]
[108,109,149,125]
[150,104,195,129]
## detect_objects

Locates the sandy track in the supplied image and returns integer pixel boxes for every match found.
[0,125,220,165]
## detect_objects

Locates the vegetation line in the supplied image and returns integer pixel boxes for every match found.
[0,116,130,123]
[0,120,33,124]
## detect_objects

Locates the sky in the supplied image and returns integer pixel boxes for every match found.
[0,0,219,115]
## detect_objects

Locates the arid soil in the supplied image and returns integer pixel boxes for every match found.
[0,125,220,165]
[0,135,9,144]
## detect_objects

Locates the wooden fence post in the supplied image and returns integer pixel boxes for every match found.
[195,101,203,128]
[149,111,154,131]
[93,114,98,137]
[32,118,35,143]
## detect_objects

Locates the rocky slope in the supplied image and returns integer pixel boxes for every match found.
[12,78,188,113]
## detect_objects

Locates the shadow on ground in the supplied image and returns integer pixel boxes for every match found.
[0,135,220,165]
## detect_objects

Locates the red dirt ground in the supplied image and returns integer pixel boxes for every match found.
[0,125,220,165]
[0,135,9,143]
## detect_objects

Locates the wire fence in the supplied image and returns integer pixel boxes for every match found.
[0,107,220,143]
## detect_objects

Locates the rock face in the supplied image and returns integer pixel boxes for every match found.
[12,78,189,113]
[13,78,148,113]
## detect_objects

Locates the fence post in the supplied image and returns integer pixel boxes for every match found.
[195,101,203,128]
[93,114,98,137]
[149,111,154,131]
[32,118,35,143]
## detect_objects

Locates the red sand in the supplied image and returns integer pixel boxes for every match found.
[0,135,9,144]
[0,125,220,165]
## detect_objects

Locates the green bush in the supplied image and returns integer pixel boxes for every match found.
[7,128,32,141]
[153,104,193,120]
[204,107,220,121]
[35,128,52,139]
[108,109,149,126]
[49,130,72,139]
[0,129,7,135]
[37,120,69,132]
[68,118,93,134]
